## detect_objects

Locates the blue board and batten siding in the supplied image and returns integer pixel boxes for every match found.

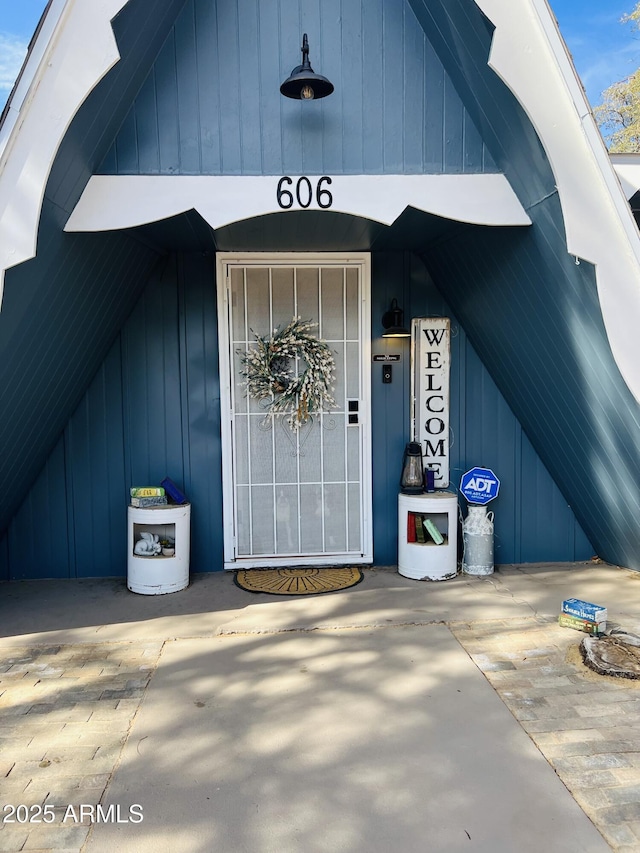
[407,0,640,568]
[0,254,222,579]
[2,0,626,580]
[0,0,189,544]
[426,216,640,566]
[100,0,496,177]
[0,205,160,542]
[371,252,591,567]
[0,250,591,579]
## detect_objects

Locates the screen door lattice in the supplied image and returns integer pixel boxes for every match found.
[224,261,370,564]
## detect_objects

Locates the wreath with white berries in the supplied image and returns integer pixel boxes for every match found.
[239,318,337,429]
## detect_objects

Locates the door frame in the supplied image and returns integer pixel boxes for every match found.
[216,252,372,570]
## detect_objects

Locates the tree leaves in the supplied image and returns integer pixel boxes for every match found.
[594,3,640,151]
[595,70,640,152]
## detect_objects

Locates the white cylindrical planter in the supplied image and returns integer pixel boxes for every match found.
[127,503,191,594]
[398,491,458,581]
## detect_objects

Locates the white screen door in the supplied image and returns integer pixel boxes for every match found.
[217,253,372,570]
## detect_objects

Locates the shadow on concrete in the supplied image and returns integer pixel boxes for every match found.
[83,624,608,853]
[2,562,638,645]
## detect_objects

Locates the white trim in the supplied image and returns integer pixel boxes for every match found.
[0,0,66,159]
[64,173,531,232]
[474,0,640,403]
[610,155,640,201]
[216,252,372,571]
[224,553,373,570]
[216,259,234,568]
[0,0,131,306]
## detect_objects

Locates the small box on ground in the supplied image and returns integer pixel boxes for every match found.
[561,598,607,623]
[558,613,605,635]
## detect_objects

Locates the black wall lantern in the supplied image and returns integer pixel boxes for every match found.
[280,34,334,100]
[381,299,411,338]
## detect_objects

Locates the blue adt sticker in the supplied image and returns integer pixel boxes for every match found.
[460,467,500,505]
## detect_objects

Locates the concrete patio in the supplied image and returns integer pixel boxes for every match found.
[1,562,640,851]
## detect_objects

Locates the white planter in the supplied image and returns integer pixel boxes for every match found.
[127,503,191,594]
[398,491,458,580]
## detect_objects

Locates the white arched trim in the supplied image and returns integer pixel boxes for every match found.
[64,173,530,233]
[474,0,640,404]
[0,0,131,306]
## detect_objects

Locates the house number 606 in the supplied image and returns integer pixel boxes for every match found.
[276,176,333,210]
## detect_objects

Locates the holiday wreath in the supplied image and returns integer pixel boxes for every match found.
[240,318,337,428]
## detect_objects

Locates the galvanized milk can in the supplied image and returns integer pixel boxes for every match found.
[462,505,494,576]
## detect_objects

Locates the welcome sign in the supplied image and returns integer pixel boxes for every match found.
[411,318,451,487]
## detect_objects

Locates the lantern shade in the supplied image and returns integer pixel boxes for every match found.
[280,70,334,100]
[400,442,425,494]
[381,298,410,338]
[280,34,334,100]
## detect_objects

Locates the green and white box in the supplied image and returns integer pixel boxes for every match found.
[558,613,605,635]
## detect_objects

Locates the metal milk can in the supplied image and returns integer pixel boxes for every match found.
[462,505,494,576]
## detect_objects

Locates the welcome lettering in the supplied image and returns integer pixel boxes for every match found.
[412,318,451,487]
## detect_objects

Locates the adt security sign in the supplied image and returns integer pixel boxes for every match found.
[460,467,500,505]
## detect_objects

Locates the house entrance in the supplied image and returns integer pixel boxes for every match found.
[217,254,372,570]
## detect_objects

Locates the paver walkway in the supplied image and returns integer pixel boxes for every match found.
[2,565,640,850]
[450,617,640,853]
[0,642,161,852]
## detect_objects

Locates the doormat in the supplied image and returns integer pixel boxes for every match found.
[581,629,640,680]
[235,567,364,596]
